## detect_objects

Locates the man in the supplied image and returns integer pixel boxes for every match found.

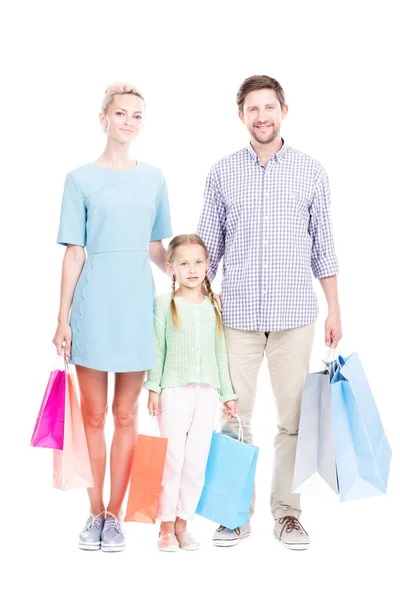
[197,75,342,551]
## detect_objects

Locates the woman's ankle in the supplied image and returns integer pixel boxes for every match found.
[90,507,106,516]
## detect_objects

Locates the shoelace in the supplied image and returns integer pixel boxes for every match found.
[104,510,122,533]
[217,525,241,536]
[278,516,308,538]
[85,512,105,531]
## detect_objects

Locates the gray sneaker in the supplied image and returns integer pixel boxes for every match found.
[101,512,126,552]
[212,522,251,547]
[274,516,310,550]
[79,513,105,551]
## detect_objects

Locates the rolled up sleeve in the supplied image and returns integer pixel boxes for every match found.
[309,168,339,279]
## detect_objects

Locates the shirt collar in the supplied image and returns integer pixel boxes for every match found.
[246,139,288,164]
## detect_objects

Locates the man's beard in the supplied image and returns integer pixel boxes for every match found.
[251,124,279,145]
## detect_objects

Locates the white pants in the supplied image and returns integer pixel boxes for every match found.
[157,383,218,522]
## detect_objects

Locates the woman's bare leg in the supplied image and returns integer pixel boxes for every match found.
[107,371,144,516]
[76,365,108,515]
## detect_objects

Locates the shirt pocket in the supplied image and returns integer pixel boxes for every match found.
[284,189,310,230]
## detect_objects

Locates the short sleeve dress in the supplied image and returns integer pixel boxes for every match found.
[57,162,173,372]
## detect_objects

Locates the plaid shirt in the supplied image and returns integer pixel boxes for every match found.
[197,141,339,331]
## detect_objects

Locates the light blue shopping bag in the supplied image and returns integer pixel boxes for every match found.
[330,353,392,501]
[195,430,259,529]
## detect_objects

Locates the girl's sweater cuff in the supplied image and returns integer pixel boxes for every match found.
[219,392,238,403]
[143,381,161,394]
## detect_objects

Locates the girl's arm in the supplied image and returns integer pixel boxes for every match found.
[143,298,167,394]
[52,244,86,356]
[215,324,237,404]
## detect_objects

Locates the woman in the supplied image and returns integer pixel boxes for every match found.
[53,83,172,552]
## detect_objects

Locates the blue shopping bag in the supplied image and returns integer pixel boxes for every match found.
[195,430,259,529]
[330,353,392,501]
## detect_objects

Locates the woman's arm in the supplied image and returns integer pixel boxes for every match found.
[52,244,86,356]
[149,240,168,274]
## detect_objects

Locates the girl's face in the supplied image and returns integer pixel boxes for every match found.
[167,244,209,290]
[100,94,144,143]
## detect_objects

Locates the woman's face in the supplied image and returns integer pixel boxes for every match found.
[100,93,144,143]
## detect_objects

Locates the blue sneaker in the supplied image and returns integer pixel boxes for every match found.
[79,513,105,551]
[101,512,125,552]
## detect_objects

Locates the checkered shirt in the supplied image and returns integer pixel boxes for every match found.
[197,141,339,331]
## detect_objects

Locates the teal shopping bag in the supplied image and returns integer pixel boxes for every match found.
[195,431,259,529]
[330,353,391,501]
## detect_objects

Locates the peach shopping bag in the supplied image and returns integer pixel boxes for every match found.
[125,432,168,524]
[53,370,94,490]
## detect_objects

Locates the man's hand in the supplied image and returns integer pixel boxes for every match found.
[214,293,222,311]
[325,312,342,347]
[202,281,222,311]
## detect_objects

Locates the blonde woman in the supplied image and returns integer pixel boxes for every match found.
[144,234,237,552]
[53,83,172,552]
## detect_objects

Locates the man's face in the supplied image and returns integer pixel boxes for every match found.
[239,88,288,145]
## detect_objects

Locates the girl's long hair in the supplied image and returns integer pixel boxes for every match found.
[167,234,223,334]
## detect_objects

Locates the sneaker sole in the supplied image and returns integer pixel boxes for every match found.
[157,546,179,552]
[212,531,251,547]
[101,544,126,552]
[273,534,310,551]
[79,542,101,551]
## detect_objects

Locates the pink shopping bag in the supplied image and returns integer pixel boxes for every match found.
[31,368,66,449]
[53,371,94,490]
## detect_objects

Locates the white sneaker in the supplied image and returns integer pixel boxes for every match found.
[274,516,310,550]
[212,522,251,547]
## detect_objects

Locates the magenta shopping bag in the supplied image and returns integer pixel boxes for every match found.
[31,368,66,449]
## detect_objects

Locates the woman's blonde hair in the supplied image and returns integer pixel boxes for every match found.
[101,83,144,114]
[167,234,223,334]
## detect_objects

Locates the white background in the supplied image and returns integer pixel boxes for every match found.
[2,1,399,599]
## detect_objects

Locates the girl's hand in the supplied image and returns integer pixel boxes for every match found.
[148,391,161,416]
[222,400,237,420]
[52,321,72,357]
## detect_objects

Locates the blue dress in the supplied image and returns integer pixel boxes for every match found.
[57,162,173,372]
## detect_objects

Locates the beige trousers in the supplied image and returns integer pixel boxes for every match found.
[222,322,315,520]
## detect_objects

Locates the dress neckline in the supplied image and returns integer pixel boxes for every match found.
[88,161,141,173]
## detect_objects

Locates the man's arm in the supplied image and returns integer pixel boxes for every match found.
[197,168,226,283]
[309,167,342,347]
[319,275,342,347]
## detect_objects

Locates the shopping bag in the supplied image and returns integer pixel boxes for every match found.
[195,427,259,530]
[31,368,66,449]
[124,433,168,524]
[330,353,391,501]
[292,370,338,494]
[53,370,94,490]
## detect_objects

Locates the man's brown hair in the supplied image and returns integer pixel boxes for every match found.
[236,75,286,113]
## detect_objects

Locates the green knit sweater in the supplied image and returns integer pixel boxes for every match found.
[143,293,237,403]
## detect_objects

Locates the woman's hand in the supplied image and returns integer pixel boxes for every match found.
[148,391,161,416]
[222,400,238,420]
[53,320,72,357]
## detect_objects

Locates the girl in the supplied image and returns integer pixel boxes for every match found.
[53,83,172,552]
[144,234,238,551]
